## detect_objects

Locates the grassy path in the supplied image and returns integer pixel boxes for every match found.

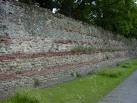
[98,69,137,103]
[1,59,137,103]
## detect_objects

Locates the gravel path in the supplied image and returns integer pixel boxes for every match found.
[98,70,137,103]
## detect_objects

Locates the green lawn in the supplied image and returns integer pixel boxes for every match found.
[1,59,137,103]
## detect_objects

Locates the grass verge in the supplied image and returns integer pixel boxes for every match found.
[1,59,137,103]
[71,46,96,53]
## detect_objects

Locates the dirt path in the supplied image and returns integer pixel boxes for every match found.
[98,70,137,103]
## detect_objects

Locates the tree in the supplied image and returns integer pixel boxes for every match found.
[94,0,137,37]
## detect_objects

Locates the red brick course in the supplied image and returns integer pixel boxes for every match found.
[0,50,126,61]
[0,59,103,81]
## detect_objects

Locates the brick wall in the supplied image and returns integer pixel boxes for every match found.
[0,1,137,99]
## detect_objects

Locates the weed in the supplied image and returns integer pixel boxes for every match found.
[15,70,22,74]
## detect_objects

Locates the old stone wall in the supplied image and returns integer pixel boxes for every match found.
[0,1,137,99]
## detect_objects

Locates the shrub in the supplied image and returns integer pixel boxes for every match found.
[121,65,129,68]
[120,63,131,68]
[97,68,123,78]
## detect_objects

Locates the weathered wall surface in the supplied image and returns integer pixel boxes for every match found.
[0,1,137,99]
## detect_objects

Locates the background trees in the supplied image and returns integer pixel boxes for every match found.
[18,0,137,39]
[94,0,137,38]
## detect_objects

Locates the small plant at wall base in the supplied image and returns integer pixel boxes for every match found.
[70,72,82,78]
[87,71,95,75]
[70,72,75,77]
[75,72,82,78]
[33,78,40,87]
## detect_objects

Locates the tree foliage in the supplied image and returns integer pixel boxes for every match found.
[94,0,137,38]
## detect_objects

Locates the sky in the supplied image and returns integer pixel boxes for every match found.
[135,0,137,4]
